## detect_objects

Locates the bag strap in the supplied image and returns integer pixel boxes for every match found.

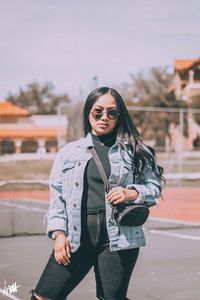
[89,146,119,224]
[89,147,110,192]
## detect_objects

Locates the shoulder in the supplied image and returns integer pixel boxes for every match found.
[61,137,86,151]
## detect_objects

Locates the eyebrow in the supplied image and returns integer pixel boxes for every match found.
[94,105,117,109]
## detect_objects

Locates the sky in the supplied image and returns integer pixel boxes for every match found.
[0,0,200,101]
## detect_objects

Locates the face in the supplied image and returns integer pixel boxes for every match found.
[89,93,118,136]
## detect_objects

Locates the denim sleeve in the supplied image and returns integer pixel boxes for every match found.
[126,163,163,207]
[46,151,68,238]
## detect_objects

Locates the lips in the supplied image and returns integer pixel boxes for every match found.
[97,123,107,127]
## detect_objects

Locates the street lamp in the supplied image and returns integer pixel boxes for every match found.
[92,76,98,88]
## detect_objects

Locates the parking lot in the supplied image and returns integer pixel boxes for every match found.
[0,188,200,300]
[0,218,200,300]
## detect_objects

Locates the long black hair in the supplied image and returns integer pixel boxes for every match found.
[83,87,164,181]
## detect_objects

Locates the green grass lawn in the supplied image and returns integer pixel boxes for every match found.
[157,152,200,173]
[0,160,53,180]
[160,162,200,173]
[0,158,200,188]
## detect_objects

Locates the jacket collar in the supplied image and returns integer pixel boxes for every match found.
[85,132,94,149]
[84,131,130,149]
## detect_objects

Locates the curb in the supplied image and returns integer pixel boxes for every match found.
[145,216,200,230]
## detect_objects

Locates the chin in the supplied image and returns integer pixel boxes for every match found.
[94,128,112,135]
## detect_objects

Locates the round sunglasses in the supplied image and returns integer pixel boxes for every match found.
[91,108,119,121]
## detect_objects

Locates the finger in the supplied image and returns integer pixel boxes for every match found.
[66,244,71,259]
[109,191,125,202]
[109,194,120,203]
[61,248,70,265]
[60,257,69,266]
[55,247,67,263]
[56,247,69,266]
[107,187,120,196]
[108,187,124,197]
[107,191,120,200]
[112,194,127,204]
[56,252,68,266]
[61,250,68,263]
[112,198,125,204]
[54,252,61,264]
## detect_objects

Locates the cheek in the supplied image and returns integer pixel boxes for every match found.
[89,115,95,128]
[110,120,117,129]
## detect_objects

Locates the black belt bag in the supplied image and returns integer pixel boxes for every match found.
[113,203,149,226]
[89,147,149,227]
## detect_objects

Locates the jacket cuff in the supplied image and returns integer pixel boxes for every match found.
[46,218,67,238]
[126,184,146,204]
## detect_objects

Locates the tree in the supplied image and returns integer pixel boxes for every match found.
[119,67,188,146]
[67,101,84,141]
[6,81,70,114]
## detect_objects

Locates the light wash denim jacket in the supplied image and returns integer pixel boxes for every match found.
[46,133,162,252]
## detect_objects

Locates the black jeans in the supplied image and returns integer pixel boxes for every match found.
[33,210,139,300]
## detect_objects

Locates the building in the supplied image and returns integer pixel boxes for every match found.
[171,57,200,151]
[174,58,200,101]
[0,102,68,155]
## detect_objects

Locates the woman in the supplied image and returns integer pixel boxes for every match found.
[31,87,164,300]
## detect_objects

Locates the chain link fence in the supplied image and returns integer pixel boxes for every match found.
[127,106,200,186]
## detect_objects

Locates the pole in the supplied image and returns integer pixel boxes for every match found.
[57,104,62,150]
[92,76,98,88]
[179,109,184,185]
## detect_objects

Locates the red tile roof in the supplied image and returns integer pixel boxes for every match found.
[175,58,200,71]
[0,102,29,116]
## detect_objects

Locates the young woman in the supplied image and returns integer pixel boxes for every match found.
[31,87,164,300]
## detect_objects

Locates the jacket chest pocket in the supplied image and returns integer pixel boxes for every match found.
[62,160,77,201]
[119,159,134,186]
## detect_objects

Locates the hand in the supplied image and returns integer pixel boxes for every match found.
[54,234,71,266]
[106,186,139,205]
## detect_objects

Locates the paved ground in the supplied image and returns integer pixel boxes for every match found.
[0,187,200,238]
[0,222,200,300]
[0,187,199,299]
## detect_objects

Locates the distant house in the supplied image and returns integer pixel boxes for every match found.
[174,58,200,101]
[170,57,200,151]
[0,102,68,155]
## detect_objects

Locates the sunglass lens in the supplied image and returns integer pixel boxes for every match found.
[107,110,118,119]
[92,109,102,120]
[95,113,103,120]
[91,109,119,120]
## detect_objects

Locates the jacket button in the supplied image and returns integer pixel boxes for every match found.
[78,162,81,166]
[73,203,77,208]
[73,225,77,231]
[75,182,79,187]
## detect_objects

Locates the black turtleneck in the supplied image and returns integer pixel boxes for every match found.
[82,131,116,212]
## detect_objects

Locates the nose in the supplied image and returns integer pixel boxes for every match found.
[100,111,109,120]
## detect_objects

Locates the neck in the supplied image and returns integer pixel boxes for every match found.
[92,130,117,146]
